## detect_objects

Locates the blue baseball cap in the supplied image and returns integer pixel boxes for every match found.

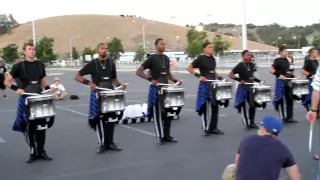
[260,116,283,134]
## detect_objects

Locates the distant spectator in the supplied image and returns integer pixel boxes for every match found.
[0,60,7,99]
[50,77,67,100]
[14,58,20,63]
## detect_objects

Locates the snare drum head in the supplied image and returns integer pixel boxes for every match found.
[99,90,125,96]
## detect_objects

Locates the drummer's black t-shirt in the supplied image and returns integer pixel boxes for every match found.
[192,55,217,78]
[10,61,46,89]
[141,54,170,80]
[232,62,255,82]
[272,58,291,77]
[302,59,319,77]
[79,59,117,85]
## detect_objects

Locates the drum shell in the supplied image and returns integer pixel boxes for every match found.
[26,95,55,120]
[251,85,272,104]
[290,80,309,97]
[212,82,233,101]
[99,90,126,113]
[162,87,185,108]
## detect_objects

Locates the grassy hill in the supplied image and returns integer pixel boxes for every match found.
[0,14,277,55]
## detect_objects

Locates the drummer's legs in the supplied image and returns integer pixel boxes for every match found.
[104,121,122,151]
[95,119,107,154]
[24,122,37,163]
[200,103,210,136]
[152,101,165,145]
[247,97,258,129]
[209,104,224,134]
[239,102,250,129]
[35,129,52,160]
[163,115,178,143]
[277,98,286,122]
[284,86,297,123]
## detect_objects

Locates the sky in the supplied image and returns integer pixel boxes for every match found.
[1,0,319,27]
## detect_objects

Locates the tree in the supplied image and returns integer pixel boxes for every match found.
[72,47,79,59]
[212,35,231,55]
[24,36,57,62]
[312,37,320,47]
[134,46,146,62]
[0,44,19,62]
[0,14,19,35]
[81,46,95,56]
[186,27,208,58]
[107,38,124,60]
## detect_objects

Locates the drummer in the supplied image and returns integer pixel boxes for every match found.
[74,43,126,154]
[4,43,55,163]
[228,50,263,130]
[301,47,319,112]
[136,38,183,145]
[186,42,226,136]
[269,46,299,123]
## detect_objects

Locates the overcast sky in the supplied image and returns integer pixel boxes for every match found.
[1,0,319,27]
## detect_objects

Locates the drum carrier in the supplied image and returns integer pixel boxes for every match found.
[290,79,309,100]
[26,94,55,120]
[250,84,272,105]
[95,59,126,122]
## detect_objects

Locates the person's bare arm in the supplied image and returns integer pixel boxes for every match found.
[112,79,121,87]
[311,89,320,110]
[4,74,14,89]
[186,64,197,75]
[136,66,151,80]
[228,71,236,80]
[284,165,301,180]
[269,66,276,74]
[74,72,85,84]
[40,77,49,88]
[167,70,178,83]
[301,68,309,77]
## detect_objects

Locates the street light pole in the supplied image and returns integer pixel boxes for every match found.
[241,0,248,50]
[32,20,36,46]
[142,21,155,51]
[69,35,80,61]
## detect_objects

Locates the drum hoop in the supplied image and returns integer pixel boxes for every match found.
[99,90,125,95]
[291,80,308,84]
[26,95,54,100]
[162,87,185,92]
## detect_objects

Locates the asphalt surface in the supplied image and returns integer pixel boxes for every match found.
[0,66,318,180]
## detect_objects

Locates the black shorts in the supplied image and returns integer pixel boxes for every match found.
[0,79,5,89]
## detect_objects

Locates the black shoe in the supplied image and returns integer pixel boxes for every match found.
[37,152,53,161]
[284,118,298,123]
[250,124,259,129]
[203,130,210,136]
[245,125,251,130]
[157,138,165,145]
[26,154,37,164]
[107,143,122,151]
[164,136,178,143]
[97,145,107,154]
[210,129,224,135]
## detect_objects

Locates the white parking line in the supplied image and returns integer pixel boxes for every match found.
[0,137,6,143]
[55,106,156,137]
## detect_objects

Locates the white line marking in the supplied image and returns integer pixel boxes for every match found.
[55,106,156,137]
[0,137,6,143]
[182,109,227,117]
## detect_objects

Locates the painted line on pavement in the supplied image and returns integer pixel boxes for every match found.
[0,137,6,143]
[55,106,156,137]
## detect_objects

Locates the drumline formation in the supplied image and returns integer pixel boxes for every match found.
[5,40,318,164]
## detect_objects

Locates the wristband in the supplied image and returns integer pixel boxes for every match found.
[273,71,280,77]
[311,109,318,112]
[147,77,152,81]
[117,83,122,87]
[83,79,91,85]
[194,73,200,78]
[217,76,223,81]
[173,80,178,83]
[234,77,240,82]
[45,85,50,90]
[10,84,18,91]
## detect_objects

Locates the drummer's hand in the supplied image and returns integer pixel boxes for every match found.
[88,82,96,89]
[16,89,24,96]
[311,75,315,79]
[279,74,286,80]
[295,75,300,79]
[222,78,227,82]
[151,80,158,86]
[240,80,246,84]
[121,83,127,90]
[177,80,183,85]
[199,76,207,82]
[306,111,317,124]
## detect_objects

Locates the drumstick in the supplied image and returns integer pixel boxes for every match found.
[23,93,40,96]
[96,87,112,91]
[309,122,314,153]
[115,83,129,90]
[41,89,51,93]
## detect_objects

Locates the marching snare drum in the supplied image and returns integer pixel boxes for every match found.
[290,79,309,97]
[162,87,185,108]
[212,81,233,100]
[26,94,55,120]
[251,85,272,104]
[99,90,126,113]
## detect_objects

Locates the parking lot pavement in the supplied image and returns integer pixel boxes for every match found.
[0,68,318,180]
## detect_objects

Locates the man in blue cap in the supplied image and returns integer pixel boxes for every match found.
[222,116,301,180]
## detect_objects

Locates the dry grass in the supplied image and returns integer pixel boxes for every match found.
[0,14,277,55]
